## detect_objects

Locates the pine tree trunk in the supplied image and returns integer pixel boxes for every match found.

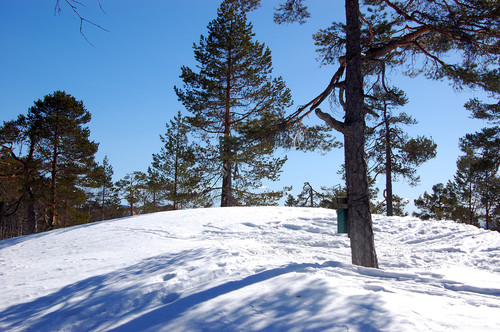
[129,184,135,216]
[101,186,105,221]
[50,134,59,228]
[485,201,490,230]
[221,158,233,207]
[221,50,233,208]
[174,142,179,210]
[384,107,394,216]
[24,165,37,234]
[26,190,36,234]
[345,0,378,268]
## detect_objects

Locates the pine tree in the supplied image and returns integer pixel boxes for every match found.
[27,91,99,228]
[95,156,119,220]
[460,96,499,230]
[241,0,498,267]
[296,182,324,207]
[137,167,167,213]
[413,182,459,221]
[115,171,146,216]
[284,194,299,207]
[366,86,437,216]
[175,0,292,207]
[0,116,40,236]
[1,91,100,233]
[152,111,204,209]
[372,194,409,217]
[454,128,499,229]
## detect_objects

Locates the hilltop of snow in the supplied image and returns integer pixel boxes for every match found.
[1,207,499,331]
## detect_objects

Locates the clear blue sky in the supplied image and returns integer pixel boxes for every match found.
[0,1,488,211]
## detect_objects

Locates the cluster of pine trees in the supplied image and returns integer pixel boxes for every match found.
[413,100,499,231]
[0,1,331,240]
[1,91,103,239]
[1,0,499,248]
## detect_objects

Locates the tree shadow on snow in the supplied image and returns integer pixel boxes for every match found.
[110,261,393,332]
[0,249,393,332]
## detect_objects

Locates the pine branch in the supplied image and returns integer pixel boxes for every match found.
[314,108,347,134]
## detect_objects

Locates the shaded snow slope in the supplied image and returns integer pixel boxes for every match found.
[1,207,499,331]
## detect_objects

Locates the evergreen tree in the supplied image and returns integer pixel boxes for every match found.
[285,183,348,210]
[240,0,498,267]
[454,128,499,228]
[284,194,299,207]
[175,0,292,207]
[296,182,324,207]
[1,91,99,234]
[372,194,409,217]
[27,91,99,228]
[138,167,171,213]
[413,182,459,221]
[93,156,120,220]
[366,86,437,216]
[152,111,204,209]
[116,171,146,216]
[460,96,499,230]
[0,115,41,236]
[79,156,123,223]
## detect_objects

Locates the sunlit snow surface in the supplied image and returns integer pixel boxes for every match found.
[1,207,499,331]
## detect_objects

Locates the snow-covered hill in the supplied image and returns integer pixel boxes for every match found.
[1,207,499,331]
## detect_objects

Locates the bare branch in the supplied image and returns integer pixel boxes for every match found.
[54,0,108,47]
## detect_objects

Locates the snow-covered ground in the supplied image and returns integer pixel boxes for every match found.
[1,207,499,331]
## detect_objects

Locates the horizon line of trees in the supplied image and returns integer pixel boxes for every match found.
[1,85,497,240]
[2,0,498,244]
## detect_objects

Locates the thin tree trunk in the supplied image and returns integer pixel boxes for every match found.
[468,182,473,224]
[174,139,179,210]
[485,201,490,230]
[384,107,394,216]
[129,181,135,216]
[101,186,105,221]
[23,163,37,234]
[221,46,233,207]
[221,150,233,207]
[26,187,36,234]
[50,131,59,228]
[345,0,378,268]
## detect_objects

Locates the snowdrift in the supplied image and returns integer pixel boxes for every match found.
[1,207,499,331]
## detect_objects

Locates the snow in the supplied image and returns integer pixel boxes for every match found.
[1,207,499,331]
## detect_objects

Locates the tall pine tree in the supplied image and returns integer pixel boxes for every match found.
[27,91,99,228]
[116,171,146,216]
[95,156,118,221]
[459,95,499,230]
[175,0,292,207]
[366,86,437,216]
[152,111,204,209]
[0,116,41,236]
[241,0,498,267]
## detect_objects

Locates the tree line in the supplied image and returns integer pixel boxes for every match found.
[0,2,334,240]
[1,1,498,263]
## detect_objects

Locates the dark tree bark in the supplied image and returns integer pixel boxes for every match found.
[26,185,37,234]
[384,106,394,217]
[221,44,234,208]
[221,75,234,207]
[50,130,59,228]
[101,186,106,221]
[344,0,378,268]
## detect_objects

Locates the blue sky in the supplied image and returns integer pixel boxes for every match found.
[0,1,488,210]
